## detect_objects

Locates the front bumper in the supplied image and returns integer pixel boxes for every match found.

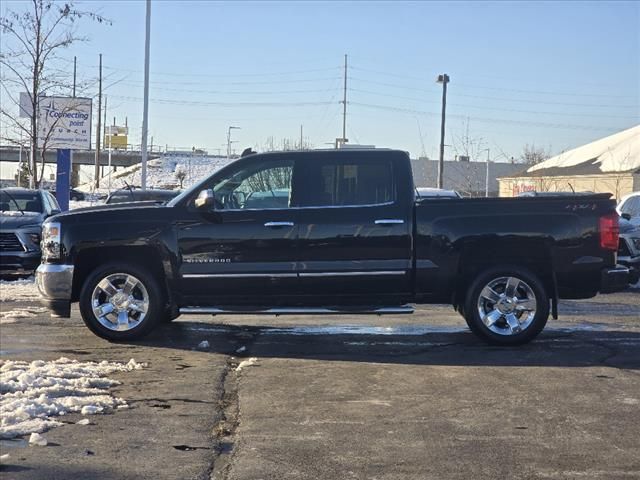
[36,263,74,317]
[600,265,630,293]
[0,252,40,276]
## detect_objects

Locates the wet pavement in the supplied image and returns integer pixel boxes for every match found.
[1,289,639,479]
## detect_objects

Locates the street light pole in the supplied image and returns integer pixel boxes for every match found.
[227,126,240,159]
[436,74,450,189]
[140,0,151,190]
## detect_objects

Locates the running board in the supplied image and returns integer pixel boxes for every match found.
[179,306,414,315]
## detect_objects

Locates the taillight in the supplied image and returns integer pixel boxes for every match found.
[599,212,619,251]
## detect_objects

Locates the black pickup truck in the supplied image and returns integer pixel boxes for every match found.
[36,149,628,345]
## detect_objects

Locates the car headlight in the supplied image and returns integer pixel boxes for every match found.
[633,238,640,250]
[41,222,61,260]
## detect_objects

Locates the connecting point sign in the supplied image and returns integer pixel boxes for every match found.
[36,96,92,150]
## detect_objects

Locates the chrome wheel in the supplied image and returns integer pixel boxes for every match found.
[91,273,149,332]
[476,276,537,336]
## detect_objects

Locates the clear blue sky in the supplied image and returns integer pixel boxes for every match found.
[2,0,639,162]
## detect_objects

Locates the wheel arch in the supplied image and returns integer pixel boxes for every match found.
[452,238,557,313]
[71,245,175,308]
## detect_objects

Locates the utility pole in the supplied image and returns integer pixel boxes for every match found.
[73,56,77,97]
[436,73,450,189]
[485,148,490,197]
[94,53,102,189]
[140,0,151,190]
[340,54,348,147]
[103,95,107,179]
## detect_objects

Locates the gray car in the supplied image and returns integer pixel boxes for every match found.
[0,188,61,276]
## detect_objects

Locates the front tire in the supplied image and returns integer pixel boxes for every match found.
[79,262,164,341]
[464,266,549,346]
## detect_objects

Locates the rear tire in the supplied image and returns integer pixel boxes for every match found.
[79,262,164,341]
[464,265,549,346]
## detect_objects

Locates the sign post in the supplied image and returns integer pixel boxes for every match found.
[55,149,71,212]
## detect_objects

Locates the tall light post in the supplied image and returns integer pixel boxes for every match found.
[140,0,151,190]
[436,74,450,189]
[479,148,491,197]
[227,126,240,159]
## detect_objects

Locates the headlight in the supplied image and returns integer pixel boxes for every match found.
[633,238,640,250]
[41,222,61,260]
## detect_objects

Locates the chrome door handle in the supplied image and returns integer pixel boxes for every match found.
[374,219,404,225]
[264,221,295,227]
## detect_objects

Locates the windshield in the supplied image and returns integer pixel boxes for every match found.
[0,190,43,213]
[620,196,640,218]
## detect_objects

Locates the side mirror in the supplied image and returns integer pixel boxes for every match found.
[195,189,214,209]
[621,213,631,221]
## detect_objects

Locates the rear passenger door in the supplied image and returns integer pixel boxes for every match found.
[295,151,412,304]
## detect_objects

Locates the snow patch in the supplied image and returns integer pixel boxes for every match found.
[235,357,258,372]
[76,418,91,425]
[28,432,47,446]
[0,211,39,217]
[0,277,40,303]
[0,357,146,439]
[528,125,639,174]
[77,154,232,193]
[0,307,48,323]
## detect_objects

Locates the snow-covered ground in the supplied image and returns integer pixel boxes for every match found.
[75,154,232,196]
[0,277,40,303]
[0,357,145,439]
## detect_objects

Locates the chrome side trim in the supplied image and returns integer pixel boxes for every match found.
[179,305,415,315]
[204,201,396,213]
[264,221,295,227]
[36,263,74,300]
[374,219,405,225]
[299,271,406,277]
[183,273,297,279]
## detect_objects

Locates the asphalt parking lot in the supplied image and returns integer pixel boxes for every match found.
[1,286,639,480]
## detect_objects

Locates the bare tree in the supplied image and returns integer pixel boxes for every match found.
[174,164,187,189]
[452,118,485,162]
[520,144,550,166]
[0,0,109,187]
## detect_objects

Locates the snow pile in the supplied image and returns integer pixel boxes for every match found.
[0,211,40,217]
[77,154,232,193]
[528,124,640,174]
[0,277,40,302]
[0,357,146,439]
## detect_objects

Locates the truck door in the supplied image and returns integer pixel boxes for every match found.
[295,151,412,304]
[176,155,299,305]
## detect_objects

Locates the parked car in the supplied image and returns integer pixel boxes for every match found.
[1,188,61,276]
[36,149,628,345]
[49,188,86,201]
[617,191,640,227]
[618,215,640,284]
[105,188,179,204]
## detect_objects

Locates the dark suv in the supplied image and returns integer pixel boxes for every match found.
[105,188,179,204]
[1,188,61,276]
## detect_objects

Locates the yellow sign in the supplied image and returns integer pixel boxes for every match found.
[104,134,128,149]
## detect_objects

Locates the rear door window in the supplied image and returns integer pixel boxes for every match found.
[301,159,395,207]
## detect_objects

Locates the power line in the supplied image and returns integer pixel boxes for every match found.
[349,101,627,132]
[108,95,336,107]
[348,88,639,119]
[349,78,638,109]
